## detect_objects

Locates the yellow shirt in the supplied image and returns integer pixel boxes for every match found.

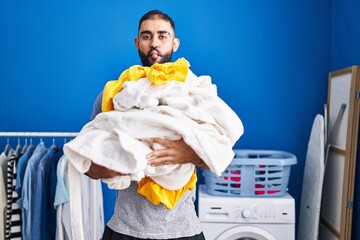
[102,57,189,112]
[101,58,197,209]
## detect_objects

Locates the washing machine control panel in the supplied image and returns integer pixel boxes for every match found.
[234,205,292,223]
[200,201,294,224]
[239,202,296,223]
[198,186,295,224]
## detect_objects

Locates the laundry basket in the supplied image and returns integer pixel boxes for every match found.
[203,149,297,197]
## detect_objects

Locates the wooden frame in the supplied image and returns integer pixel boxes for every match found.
[320,66,360,240]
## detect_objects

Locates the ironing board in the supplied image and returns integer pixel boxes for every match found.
[298,114,325,240]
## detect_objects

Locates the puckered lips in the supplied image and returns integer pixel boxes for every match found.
[149,50,160,61]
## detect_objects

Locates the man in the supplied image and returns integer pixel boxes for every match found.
[87,10,207,240]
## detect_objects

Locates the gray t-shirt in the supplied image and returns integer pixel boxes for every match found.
[91,91,203,239]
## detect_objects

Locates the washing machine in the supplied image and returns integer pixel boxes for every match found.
[198,185,295,240]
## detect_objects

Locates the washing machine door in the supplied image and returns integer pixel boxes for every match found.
[216,226,276,240]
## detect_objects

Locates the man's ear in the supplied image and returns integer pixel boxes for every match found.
[134,37,139,50]
[173,38,180,52]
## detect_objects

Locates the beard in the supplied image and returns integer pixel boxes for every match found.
[138,48,173,67]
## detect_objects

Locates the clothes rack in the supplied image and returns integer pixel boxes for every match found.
[0,131,104,240]
[0,132,78,137]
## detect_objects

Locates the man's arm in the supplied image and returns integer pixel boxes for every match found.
[86,137,205,180]
[146,138,209,169]
[191,156,209,169]
[85,162,128,179]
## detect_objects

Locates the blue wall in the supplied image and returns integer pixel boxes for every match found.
[0,0,339,237]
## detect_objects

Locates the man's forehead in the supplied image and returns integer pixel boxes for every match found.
[139,18,174,34]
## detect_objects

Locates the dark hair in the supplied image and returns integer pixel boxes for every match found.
[138,10,175,33]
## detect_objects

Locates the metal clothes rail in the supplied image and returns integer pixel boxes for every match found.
[0,132,78,137]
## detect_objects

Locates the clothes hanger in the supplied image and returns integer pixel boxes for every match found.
[5,138,15,157]
[4,138,11,154]
[21,138,28,155]
[29,138,33,149]
[51,138,57,150]
[14,138,22,156]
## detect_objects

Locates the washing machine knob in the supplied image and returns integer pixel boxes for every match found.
[242,209,252,218]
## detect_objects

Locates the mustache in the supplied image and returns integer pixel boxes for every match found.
[147,48,161,57]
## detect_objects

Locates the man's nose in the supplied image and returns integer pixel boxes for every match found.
[151,38,160,48]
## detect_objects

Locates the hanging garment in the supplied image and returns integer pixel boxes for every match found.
[54,155,104,240]
[15,145,35,197]
[54,155,71,240]
[0,152,7,189]
[6,153,21,240]
[17,142,47,240]
[35,145,62,240]
[0,152,8,240]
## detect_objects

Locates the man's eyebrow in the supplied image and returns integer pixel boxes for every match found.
[140,30,152,35]
[158,30,171,35]
[139,30,171,36]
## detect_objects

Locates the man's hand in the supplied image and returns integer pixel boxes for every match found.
[85,162,128,180]
[146,138,208,169]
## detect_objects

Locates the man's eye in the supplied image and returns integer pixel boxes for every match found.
[159,35,167,39]
[143,35,151,40]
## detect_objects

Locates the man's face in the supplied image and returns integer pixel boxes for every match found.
[135,18,180,67]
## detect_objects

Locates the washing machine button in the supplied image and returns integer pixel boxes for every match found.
[242,209,252,218]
